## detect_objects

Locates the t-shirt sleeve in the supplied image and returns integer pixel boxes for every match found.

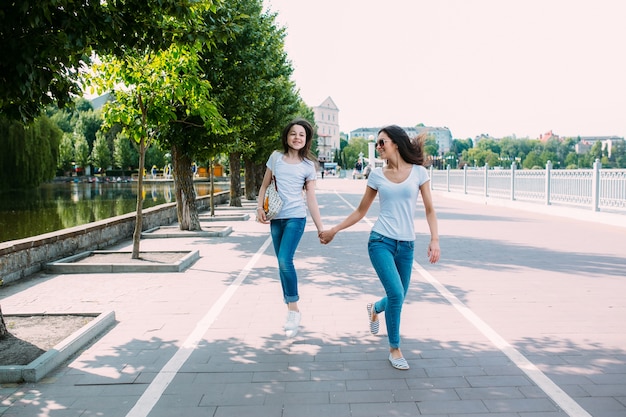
[266,151,280,170]
[305,160,317,181]
[366,167,381,190]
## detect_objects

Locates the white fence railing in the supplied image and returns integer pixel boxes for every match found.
[430,159,626,213]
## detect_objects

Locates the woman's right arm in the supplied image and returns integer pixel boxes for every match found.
[320,186,377,244]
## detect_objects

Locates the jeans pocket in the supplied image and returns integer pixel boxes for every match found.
[368,231,386,244]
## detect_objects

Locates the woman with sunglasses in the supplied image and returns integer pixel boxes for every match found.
[319,125,440,370]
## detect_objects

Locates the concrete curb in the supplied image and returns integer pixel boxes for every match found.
[141,225,233,238]
[46,250,200,273]
[0,311,116,383]
[198,213,250,221]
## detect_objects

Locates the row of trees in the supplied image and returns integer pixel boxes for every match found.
[334,133,626,171]
[48,98,169,177]
[449,137,626,170]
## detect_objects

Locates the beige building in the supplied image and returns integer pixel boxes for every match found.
[313,97,340,162]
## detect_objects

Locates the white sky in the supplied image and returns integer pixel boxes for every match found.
[263,0,626,140]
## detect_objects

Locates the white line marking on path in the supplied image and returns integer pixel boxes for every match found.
[125,236,273,417]
[334,190,592,417]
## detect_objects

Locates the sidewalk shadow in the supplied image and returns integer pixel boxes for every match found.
[11,329,623,416]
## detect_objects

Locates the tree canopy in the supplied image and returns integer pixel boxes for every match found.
[0,0,209,121]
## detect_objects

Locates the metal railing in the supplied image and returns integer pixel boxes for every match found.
[430,159,626,213]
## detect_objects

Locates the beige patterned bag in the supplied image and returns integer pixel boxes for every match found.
[263,153,283,220]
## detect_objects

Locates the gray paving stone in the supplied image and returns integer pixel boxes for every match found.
[213,404,284,417]
[483,398,559,413]
[349,401,419,417]
[417,398,489,414]
[282,403,352,417]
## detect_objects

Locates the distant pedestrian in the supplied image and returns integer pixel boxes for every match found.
[257,118,325,338]
[319,125,440,370]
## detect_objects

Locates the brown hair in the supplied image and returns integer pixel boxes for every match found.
[378,125,427,166]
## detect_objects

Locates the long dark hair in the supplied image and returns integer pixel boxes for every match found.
[281,118,317,163]
[378,125,426,166]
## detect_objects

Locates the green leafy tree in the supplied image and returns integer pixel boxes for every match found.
[89,38,226,255]
[0,0,204,121]
[343,137,369,167]
[58,133,75,174]
[113,133,137,171]
[75,110,103,151]
[523,150,543,169]
[91,131,112,173]
[73,133,90,175]
[200,0,301,205]
[564,151,579,169]
[0,115,61,189]
[423,136,439,159]
[590,141,603,162]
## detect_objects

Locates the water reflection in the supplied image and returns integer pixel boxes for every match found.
[0,181,221,243]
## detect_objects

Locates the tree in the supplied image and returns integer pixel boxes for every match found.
[343,137,369,168]
[0,115,62,190]
[113,132,136,172]
[523,150,543,169]
[199,0,303,206]
[58,133,75,175]
[89,40,225,256]
[73,134,90,175]
[75,110,103,150]
[0,0,205,121]
[91,131,112,173]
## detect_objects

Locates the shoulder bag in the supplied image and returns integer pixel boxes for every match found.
[263,152,283,220]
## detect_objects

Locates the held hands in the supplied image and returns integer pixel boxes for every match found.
[318,228,336,245]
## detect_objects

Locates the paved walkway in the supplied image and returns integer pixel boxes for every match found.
[1,178,625,417]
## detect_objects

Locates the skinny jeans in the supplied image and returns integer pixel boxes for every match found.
[368,231,414,348]
[270,217,306,304]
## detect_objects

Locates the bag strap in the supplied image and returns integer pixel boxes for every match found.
[270,151,279,189]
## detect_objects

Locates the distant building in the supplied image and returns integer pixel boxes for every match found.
[539,130,559,142]
[575,135,622,157]
[313,97,340,163]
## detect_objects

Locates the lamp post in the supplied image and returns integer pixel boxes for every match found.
[367,135,376,167]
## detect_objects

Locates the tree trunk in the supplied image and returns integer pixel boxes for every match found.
[244,159,264,200]
[172,144,201,231]
[229,152,242,207]
[0,306,8,339]
[209,158,215,217]
[132,135,146,259]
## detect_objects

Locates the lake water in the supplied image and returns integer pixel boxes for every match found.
[0,181,221,243]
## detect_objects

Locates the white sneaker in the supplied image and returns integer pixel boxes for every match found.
[284,310,301,331]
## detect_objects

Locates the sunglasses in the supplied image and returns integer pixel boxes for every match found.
[377,139,391,147]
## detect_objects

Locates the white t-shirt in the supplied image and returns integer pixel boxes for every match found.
[266,151,317,219]
[366,164,430,241]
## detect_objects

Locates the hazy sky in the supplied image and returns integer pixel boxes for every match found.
[263,0,626,140]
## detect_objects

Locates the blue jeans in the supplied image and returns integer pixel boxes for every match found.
[270,217,306,304]
[368,231,415,348]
